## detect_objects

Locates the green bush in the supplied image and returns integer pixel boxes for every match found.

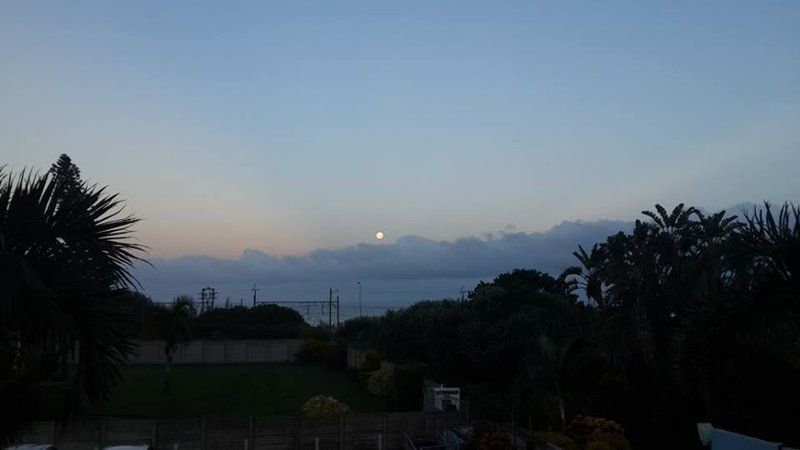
[566,416,625,446]
[392,363,426,411]
[530,432,578,450]
[478,426,512,450]
[360,350,382,373]
[585,441,612,450]
[586,432,631,450]
[301,395,350,417]
[367,366,394,397]
[464,422,511,450]
[324,340,348,369]
[296,339,333,363]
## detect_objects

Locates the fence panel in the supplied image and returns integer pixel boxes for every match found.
[156,418,203,450]
[206,417,249,450]
[385,413,427,450]
[12,422,52,446]
[54,419,101,450]
[296,416,341,450]
[345,414,383,450]
[14,411,464,449]
[105,419,153,447]
[253,416,294,450]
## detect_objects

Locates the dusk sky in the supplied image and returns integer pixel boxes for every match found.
[2,1,799,265]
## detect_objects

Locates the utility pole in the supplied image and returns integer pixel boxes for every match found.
[328,288,339,332]
[209,287,216,310]
[199,288,208,313]
[200,287,217,312]
[460,285,466,302]
[251,284,259,308]
[357,281,362,317]
[336,295,340,328]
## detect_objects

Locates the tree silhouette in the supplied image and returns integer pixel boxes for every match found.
[155,296,195,395]
[0,157,144,443]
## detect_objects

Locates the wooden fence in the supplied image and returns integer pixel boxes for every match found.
[13,411,467,450]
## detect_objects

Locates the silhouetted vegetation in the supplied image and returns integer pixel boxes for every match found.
[193,304,310,339]
[341,203,800,449]
[4,155,798,449]
[1,155,144,443]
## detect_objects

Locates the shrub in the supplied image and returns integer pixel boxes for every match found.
[392,363,426,411]
[360,350,382,373]
[566,416,625,446]
[586,432,631,450]
[324,340,348,369]
[301,395,350,417]
[464,423,511,450]
[585,441,612,450]
[296,339,333,363]
[478,426,512,450]
[530,432,578,450]
[367,366,394,397]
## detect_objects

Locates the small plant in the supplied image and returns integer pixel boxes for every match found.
[464,422,512,450]
[296,338,333,363]
[301,395,351,417]
[566,416,629,450]
[566,416,624,443]
[367,366,394,397]
[586,432,631,450]
[478,425,512,450]
[585,441,612,450]
[530,432,578,450]
[360,350,382,373]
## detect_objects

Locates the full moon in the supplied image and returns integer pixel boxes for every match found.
[375,231,384,240]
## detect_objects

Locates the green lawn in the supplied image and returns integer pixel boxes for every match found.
[83,363,387,418]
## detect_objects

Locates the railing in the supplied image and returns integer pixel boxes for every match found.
[12,411,467,450]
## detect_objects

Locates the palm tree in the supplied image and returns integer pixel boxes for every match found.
[560,243,608,309]
[0,159,144,442]
[154,296,195,395]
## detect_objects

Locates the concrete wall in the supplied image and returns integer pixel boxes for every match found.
[129,339,303,364]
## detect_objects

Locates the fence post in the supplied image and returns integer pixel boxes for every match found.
[201,415,207,450]
[339,414,346,450]
[49,420,56,445]
[249,416,255,448]
[99,419,106,449]
[152,418,158,448]
[292,416,298,450]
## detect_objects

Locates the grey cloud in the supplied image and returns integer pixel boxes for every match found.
[134,219,632,302]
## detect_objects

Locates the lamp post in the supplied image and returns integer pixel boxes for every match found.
[356,281,362,317]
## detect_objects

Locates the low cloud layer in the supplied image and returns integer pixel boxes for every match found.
[135,219,632,305]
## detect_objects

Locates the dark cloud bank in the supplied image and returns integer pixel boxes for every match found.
[135,219,632,313]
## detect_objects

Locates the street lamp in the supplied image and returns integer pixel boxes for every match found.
[356,281,362,317]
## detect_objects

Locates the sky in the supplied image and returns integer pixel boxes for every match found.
[1,1,799,309]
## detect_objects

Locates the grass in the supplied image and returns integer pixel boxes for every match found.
[82,363,387,418]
